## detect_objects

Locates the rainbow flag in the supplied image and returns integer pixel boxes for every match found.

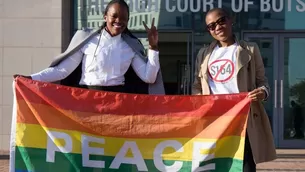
[10,77,251,172]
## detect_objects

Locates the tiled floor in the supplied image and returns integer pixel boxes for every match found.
[1,150,305,172]
[0,159,9,172]
[256,150,305,171]
[257,159,305,171]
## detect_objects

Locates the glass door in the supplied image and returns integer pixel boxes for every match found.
[133,31,194,95]
[244,32,305,148]
[278,34,305,148]
[243,33,280,146]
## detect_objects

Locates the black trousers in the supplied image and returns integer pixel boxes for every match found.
[80,85,125,93]
[294,114,304,138]
[243,133,256,172]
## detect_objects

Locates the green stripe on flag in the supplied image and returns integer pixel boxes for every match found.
[15,147,243,172]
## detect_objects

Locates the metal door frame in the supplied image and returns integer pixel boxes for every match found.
[243,31,305,148]
[243,33,280,147]
[278,33,305,148]
[132,30,195,95]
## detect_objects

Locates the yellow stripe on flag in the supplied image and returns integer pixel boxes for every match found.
[16,123,245,161]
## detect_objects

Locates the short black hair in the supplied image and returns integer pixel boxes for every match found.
[206,8,231,19]
[103,0,130,17]
[100,0,138,39]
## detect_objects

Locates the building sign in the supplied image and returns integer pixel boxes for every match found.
[79,0,305,13]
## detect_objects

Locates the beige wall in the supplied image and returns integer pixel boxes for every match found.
[0,0,66,152]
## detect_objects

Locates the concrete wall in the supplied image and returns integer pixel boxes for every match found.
[0,0,70,152]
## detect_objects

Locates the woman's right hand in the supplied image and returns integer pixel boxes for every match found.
[13,74,32,79]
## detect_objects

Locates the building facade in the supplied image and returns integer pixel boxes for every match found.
[0,0,73,153]
[0,0,305,152]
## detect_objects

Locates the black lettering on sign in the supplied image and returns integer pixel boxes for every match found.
[226,64,232,73]
[208,59,235,82]
[210,66,216,76]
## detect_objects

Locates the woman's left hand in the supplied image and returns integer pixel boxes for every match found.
[248,87,266,101]
[143,18,158,50]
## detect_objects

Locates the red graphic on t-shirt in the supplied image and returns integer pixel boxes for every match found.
[208,59,234,82]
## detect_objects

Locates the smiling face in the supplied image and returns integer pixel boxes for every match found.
[104,3,129,36]
[205,10,232,42]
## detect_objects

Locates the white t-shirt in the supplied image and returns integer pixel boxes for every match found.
[208,43,239,94]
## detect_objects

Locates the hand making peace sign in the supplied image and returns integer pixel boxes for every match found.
[143,18,158,50]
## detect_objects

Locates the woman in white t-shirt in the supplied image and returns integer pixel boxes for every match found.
[192,8,276,172]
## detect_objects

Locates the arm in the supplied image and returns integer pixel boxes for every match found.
[30,50,83,82]
[133,18,160,84]
[192,47,206,95]
[131,49,160,84]
[248,43,270,101]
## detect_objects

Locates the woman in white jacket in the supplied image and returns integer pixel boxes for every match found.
[14,0,164,94]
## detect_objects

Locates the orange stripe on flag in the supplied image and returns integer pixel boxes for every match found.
[15,78,250,117]
[16,100,248,139]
